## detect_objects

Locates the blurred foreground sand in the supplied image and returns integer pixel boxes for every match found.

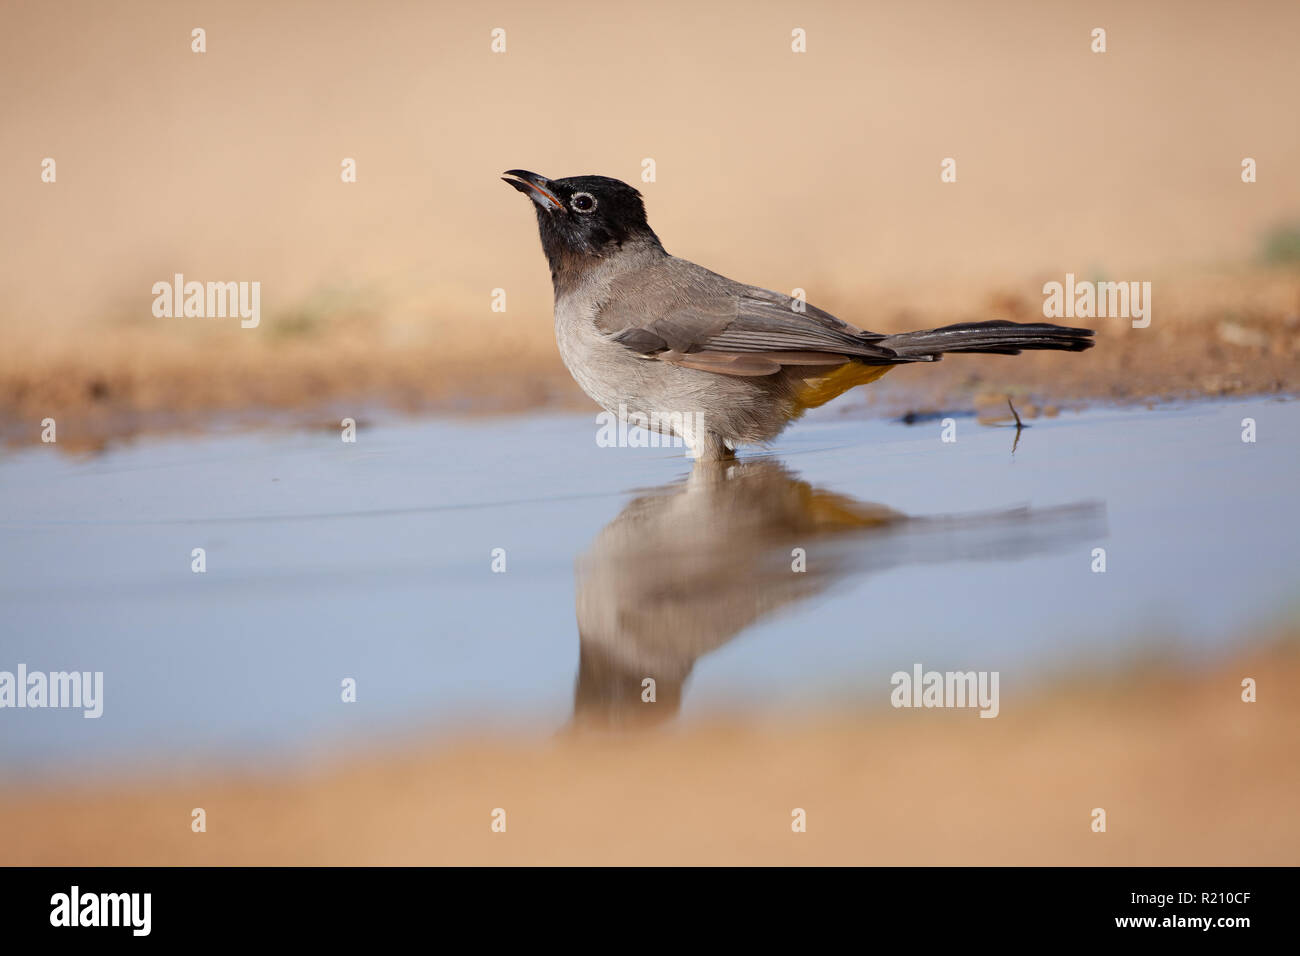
[4,644,1296,865]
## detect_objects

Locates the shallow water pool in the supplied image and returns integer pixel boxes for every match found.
[1,397,1296,773]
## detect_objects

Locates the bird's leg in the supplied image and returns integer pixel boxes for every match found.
[681,420,735,461]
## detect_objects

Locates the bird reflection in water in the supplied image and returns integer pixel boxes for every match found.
[572,459,1103,730]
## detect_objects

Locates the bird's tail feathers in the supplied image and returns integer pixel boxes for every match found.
[880,320,1095,359]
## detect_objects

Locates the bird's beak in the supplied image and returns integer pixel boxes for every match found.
[502,169,563,212]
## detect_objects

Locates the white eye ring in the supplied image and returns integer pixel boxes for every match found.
[570,192,597,213]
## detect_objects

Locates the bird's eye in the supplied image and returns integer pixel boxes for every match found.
[570,192,596,213]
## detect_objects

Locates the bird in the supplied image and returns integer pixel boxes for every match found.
[503,169,1093,461]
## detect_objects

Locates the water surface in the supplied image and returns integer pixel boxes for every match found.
[1,398,1296,773]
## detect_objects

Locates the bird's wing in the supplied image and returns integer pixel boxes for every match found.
[594,258,907,375]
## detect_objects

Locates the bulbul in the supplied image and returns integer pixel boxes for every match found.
[504,169,1093,460]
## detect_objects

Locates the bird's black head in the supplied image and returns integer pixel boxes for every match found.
[502,170,662,275]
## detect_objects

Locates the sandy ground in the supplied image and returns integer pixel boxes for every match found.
[4,643,1296,866]
[3,0,1299,449]
[5,266,1300,453]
